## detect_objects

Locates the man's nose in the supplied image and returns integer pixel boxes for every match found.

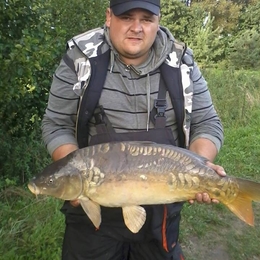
[130,20,143,33]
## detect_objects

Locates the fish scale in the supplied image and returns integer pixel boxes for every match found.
[28,141,260,234]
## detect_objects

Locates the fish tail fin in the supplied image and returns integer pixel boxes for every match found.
[225,178,260,226]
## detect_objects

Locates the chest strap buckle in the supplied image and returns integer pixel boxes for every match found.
[154,99,167,118]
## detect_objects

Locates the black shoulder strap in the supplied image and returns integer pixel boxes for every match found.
[159,63,185,148]
[76,50,110,148]
[150,76,167,128]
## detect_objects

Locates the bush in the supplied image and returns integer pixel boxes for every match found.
[227,29,260,70]
[0,122,51,189]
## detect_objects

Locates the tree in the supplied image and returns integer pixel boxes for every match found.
[160,1,225,65]
[191,0,242,35]
[187,13,225,66]
[228,29,260,70]
[0,0,64,137]
[160,0,193,42]
[50,0,108,40]
[238,0,260,32]
[230,0,257,5]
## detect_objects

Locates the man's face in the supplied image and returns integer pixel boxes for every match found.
[106,8,160,66]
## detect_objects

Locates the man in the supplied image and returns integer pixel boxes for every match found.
[42,0,225,259]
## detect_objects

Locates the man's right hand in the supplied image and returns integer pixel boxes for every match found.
[70,199,80,207]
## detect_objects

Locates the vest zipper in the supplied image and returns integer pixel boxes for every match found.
[126,64,142,75]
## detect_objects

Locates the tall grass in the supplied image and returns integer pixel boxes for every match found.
[0,188,64,259]
[1,69,260,259]
[203,69,260,128]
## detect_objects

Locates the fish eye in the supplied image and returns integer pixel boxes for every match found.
[49,178,53,184]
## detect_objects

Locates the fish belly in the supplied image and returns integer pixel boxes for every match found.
[85,173,200,207]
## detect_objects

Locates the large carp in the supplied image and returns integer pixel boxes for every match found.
[28,141,260,233]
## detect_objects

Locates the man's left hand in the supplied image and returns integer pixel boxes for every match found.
[188,161,226,204]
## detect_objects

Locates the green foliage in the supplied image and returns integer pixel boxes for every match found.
[191,0,242,35]
[0,0,107,138]
[161,1,227,64]
[216,126,260,180]
[50,0,108,39]
[227,29,260,70]
[160,0,193,42]
[0,0,65,137]
[237,0,260,32]
[187,13,225,66]
[202,69,260,127]
[0,122,51,189]
[0,0,108,186]
[0,188,64,259]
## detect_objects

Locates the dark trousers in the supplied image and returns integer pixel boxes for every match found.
[61,222,185,260]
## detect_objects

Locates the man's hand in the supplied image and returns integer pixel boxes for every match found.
[188,138,226,205]
[70,199,80,207]
[189,161,226,204]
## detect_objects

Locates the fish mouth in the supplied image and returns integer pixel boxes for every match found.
[28,182,40,195]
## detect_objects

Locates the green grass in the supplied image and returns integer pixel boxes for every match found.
[1,68,260,259]
[204,68,260,129]
[0,188,64,260]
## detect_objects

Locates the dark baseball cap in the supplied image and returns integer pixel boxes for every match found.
[110,0,160,16]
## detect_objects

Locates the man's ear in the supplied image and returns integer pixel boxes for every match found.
[157,13,161,31]
[105,8,112,27]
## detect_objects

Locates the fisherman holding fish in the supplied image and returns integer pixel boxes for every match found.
[40,0,226,259]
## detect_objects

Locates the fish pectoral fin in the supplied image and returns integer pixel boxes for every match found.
[122,206,146,233]
[79,198,101,229]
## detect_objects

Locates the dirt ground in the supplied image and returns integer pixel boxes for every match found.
[179,204,260,260]
[181,235,231,260]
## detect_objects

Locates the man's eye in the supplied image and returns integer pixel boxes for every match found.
[121,16,131,21]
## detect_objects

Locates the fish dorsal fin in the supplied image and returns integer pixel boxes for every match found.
[122,206,146,233]
[79,198,101,229]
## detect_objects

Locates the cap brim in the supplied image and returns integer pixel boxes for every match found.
[112,1,160,16]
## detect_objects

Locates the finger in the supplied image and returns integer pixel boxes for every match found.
[211,198,220,204]
[70,200,80,207]
[195,193,203,203]
[206,162,226,176]
[202,193,211,204]
[190,194,219,204]
[215,165,226,176]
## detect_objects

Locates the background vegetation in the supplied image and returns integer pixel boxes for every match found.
[1,0,260,259]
